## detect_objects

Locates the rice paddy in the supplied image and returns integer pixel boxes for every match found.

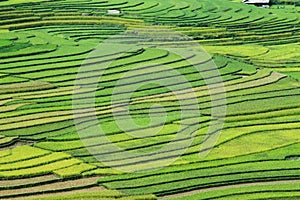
[0,0,299,199]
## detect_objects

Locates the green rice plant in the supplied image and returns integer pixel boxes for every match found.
[0,152,72,171]
[0,135,18,147]
[26,190,157,200]
[0,158,81,178]
[0,0,299,199]
[173,182,300,199]
[0,146,50,164]
[53,163,97,177]
[101,161,300,195]
[0,44,57,59]
[26,190,123,200]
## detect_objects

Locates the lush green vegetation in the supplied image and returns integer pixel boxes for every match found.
[0,0,299,199]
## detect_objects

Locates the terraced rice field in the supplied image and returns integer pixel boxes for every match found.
[0,0,299,199]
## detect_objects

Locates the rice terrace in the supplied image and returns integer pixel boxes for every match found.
[0,0,299,199]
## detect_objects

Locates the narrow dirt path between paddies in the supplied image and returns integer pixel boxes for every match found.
[0,174,58,188]
[159,179,300,199]
[7,186,105,200]
[0,140,34,151]
[0,176,103,199]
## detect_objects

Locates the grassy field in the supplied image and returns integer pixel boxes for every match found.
[0,0,299,199]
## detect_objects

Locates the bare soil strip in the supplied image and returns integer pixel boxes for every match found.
[0,174,59,188]
[6,186,105,200]
[0,176,102,199]
[0,140,34,151]
[5,186,105,200]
